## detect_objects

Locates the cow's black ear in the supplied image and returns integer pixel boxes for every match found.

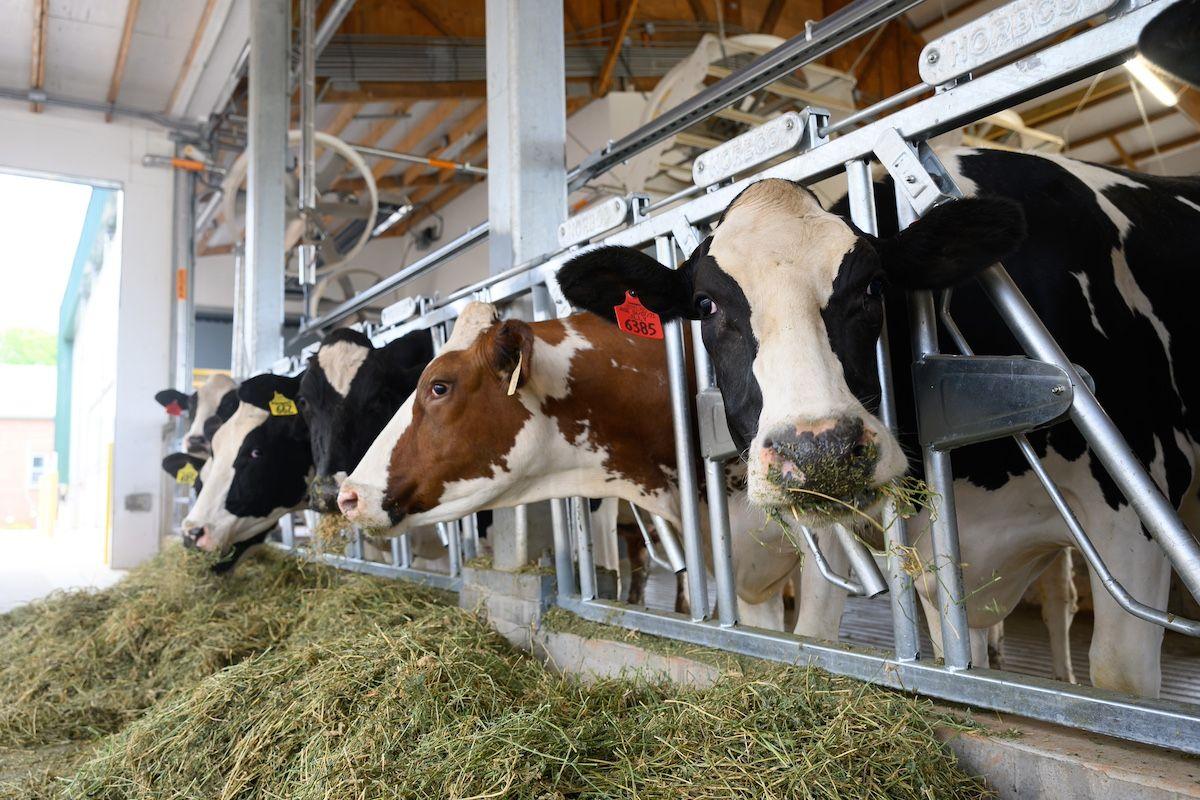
[161,452,205,483]
[878,197,1026,289]
[380,329,435,371]
[155,388,189,410]
[557,245,697,322]
[238,373,304,411]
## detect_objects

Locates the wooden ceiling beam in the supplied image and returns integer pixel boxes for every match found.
[759,0,785,33]
[1068,108,1173,148]
[165,0,218,114]
[324,81,487,102]
[916,0,987,34]
[999,75,1130,133]
[324,102,365,137]
[30,0,49,112]
[105,0,142,122]
[1108,135,1136,169]
[1175,87,1200,130]
[1114,131,1200,165]
[685,0,709,22]
[597,0,639,97]
[407,0,455,37]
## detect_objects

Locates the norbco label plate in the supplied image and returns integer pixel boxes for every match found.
[693,111,805,188]
[557,196,629,248]
[919,0,1118,85]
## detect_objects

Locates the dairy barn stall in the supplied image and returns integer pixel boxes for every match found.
[0,0,1198,797]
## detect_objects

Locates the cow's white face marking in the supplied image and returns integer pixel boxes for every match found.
[186,373,236,445]
[709,179,907,509]
[184,404,278,552]
[317,340,369,397]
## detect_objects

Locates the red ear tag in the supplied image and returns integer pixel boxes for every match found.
[165,400,184,417]
[613,291,664,340]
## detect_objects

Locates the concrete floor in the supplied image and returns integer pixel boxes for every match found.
[0,529,123,613]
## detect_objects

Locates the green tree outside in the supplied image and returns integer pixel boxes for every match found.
[0,328,56,365]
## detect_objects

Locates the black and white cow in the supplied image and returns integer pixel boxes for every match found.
[299,327,435,512]
[559,147,1200,697]
[155,373,239,457]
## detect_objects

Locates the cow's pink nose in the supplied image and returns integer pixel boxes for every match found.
[337,487,360,516]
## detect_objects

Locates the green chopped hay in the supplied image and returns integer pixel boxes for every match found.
[1,546,989,800]
[311,511,354,554]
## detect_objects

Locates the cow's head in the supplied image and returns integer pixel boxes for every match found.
[337,302,676,532]
[155,373,239,456]
[299,327,433,512]
[183,372,312,559]
[557,179,1024,522]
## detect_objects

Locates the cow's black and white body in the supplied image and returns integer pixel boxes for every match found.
[559,147,1200,696]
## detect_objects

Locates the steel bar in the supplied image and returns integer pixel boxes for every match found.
[557,596,1200,755]
[643,183,705,214]
[272,543,462,591]
[689,316,739,626]
[821,83,930,136]
[298,0,318,296]
[194,192,222,238]
[351,528,364,560]
[629,504,674,572]
[461,514,479,561]
[0,85,202,134]
[573,497,597,600]
[443,520,462,577]
[900,192,972,671]
[550,499,577,597]
[978,265,1200,602]
[398,533,413,568]
[350,144,489,176]
[299,221,488,335]
[845,158,921,661]
[800,526,863,595]
[657,236,710,621]
[566,0,925,191]
[650,515,688,574]
[171,159,197,396]
[279,513,295,549]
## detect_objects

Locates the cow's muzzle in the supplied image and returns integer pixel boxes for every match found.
[759,417,880,509]
[185,436,210,456]
[308,475,341,514]
[182,526,205,550]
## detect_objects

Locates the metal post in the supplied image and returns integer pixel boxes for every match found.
[171,161,196,393]
[551,499,577,597]
[244,0,289,373]
[979,266,1200,601]
[484,0,566,276]
[572,497,597,600]
[461,514,479,561]
[690,320,738,626]
[297,0,318,310]
[846,159,920,661]
[443,521,462,577]
[230,244,249,379]
[899,192,972,670]
[657,236,710,621]
[395,533,412,568]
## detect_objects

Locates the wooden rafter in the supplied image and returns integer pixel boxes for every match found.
[407,0,454,37]
[759,0,785,33]
[325,81,487,102]
[324,102,365,138]
[1068,108,1173,149]
[106,0,142,122]
[686,0,709,22]
[1175,87,1200,130]
[30,0,49,112]
[990,75,1129,137]
[564,1,583,33]
[1114,131,1200,165]
[1108,135,1136,169]
[596,0,639,97]
[916,0,987,35]
[368,99,458,181]
[165,0,218,114]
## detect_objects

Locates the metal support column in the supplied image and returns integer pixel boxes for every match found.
[846,159,920,661]
[230,244,250,379]
[297,0,318,314]
[244,0,289,372]
[572,498,597,600]
[899,192,971,670]
[170,161,196,393]
[657,236,710,621]
[484,0,566,276]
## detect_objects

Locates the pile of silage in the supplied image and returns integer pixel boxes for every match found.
[0,546,325,747]
[27,591,989,800]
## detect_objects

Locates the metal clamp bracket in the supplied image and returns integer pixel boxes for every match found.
[873,129,963,215]
[697,388,739,461]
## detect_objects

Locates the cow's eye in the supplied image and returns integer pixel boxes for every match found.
[250,449,262,459]
[865,278,884,299]
[695,295,718,317]
[430,382,450,398]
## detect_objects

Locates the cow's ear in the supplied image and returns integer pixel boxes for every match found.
[878,197,1026,289]
[161,452,204,479]
[380,329,434,370]
[488,319,535,392]
[557,245,697,322]
[155,388,189,410]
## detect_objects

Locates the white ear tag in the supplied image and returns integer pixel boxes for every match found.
[507,352,523,397]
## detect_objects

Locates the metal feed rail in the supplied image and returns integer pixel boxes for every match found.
[251,0,1200,754]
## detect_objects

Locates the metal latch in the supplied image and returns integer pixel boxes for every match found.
[697,388,739,460]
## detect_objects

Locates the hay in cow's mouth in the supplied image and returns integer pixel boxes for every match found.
[2,546,987,800]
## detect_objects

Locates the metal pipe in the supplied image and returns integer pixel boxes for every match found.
[800,526,862,595]
[650,514,688,575]
[298,0,318,295]
[279,512,295,549]
[350,144,489,176]
[833,524,889,598]
[689,318,739,627]
[0,85,202,134]
[900,192,972,671]
[657,236,710,621]
[313,0,358,57]
[629,504,675,573]
[846,158,920,661]
[398,533,413,568]
[643,183,705,214]
[194,192,223,239]
[551,499,577,597]
[299,221,489,335]
[230,244,250,379]
[821,83,930,136]
[572,497,597,601]
[390,535,402,567]
[350,528,364,561]
[566,0,924,191]
[444,520,462,577]
[978,265,1200,603]
[171,158,197,397]
[461,515,479,561]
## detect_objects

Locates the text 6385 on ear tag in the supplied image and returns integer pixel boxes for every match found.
[614,291,663,340]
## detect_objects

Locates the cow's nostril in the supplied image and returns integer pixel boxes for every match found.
[182,526,204,550]
[337,488,360,516]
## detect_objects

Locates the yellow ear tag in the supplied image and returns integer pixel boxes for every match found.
[269,391,298,416]
[507,352,523,397]
[175,462,199,486]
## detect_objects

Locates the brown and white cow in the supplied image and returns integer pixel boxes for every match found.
[337,301,847,634]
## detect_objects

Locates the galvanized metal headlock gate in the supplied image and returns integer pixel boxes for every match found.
[249,0,1200,754]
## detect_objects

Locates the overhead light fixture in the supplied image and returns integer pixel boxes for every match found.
[1125,56,1178,107]
[371,203,414,238]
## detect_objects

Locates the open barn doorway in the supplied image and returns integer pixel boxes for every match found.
[0,169,123,612]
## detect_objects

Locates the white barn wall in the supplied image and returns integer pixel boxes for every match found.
[0,104,175,569]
